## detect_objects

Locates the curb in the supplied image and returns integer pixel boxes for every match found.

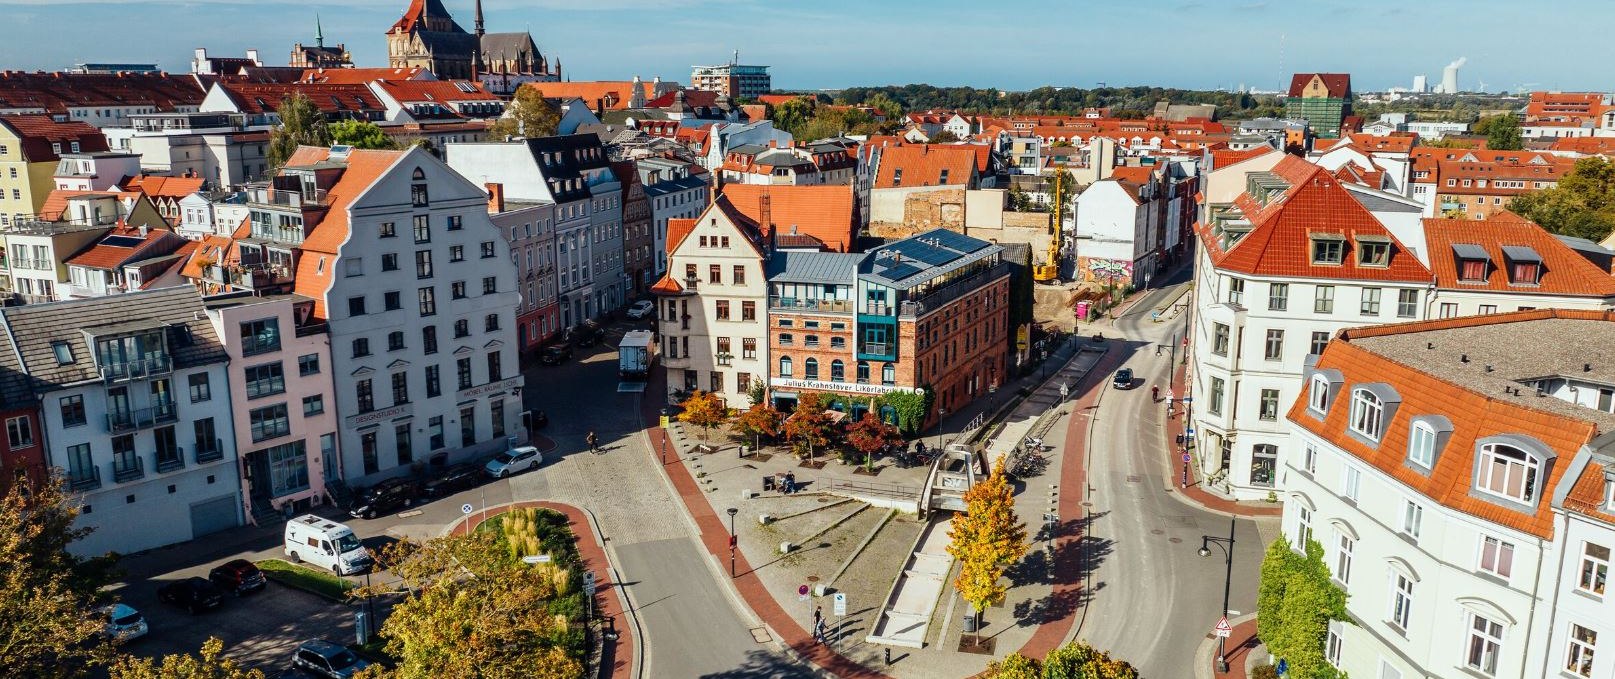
[1194,612,1259,679]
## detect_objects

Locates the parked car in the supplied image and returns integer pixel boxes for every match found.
[100,603,148,642]
[538,344,573,366]
[1112,367,1134,390]
[484,445,542,479]
[626,300,655,320]
[348,477,421,520]
[423,463,481,498]
[291,639,371,679]
[208,559,267,596]
[570,320,604,348]
[156,577,224,614]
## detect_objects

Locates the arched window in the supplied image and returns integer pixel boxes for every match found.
[856,361,870,383]
[830,360,844,382]
[411,167,425,180]
[804,358,818,380]
[779,356,792,378]
[1477,444,1540,504]
[1349,389,1383,439]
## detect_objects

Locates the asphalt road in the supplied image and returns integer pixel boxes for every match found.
[1072,279,1273,679]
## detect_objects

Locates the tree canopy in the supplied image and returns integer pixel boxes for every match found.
[267,93,333,170]
[1509,156,1615,242]
[1256,537,1348,679]
[946,458,1027,643]
[328,119,399,150]
[1474,114,1522,150]
[732,403,784,450]
[783,392,838,459]
[679,390,728,439]
[108,638,264,679]
[489,86,560,140]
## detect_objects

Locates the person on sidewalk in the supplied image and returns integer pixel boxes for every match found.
[1151,385,1160,402]
[586,431,599,454]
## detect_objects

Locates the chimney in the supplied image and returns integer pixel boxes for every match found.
[138,224,148,237]
[246,49,260,66]
[759,190,772,237]
[486,182,505,213]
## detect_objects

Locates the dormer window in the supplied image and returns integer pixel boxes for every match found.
[1308,374,1330,412]
[1356,236,1391,267]
[1349,389,1383,440]
[1453,243,1490,282]
[1409,422,1436,468]
[1502,246,1542,286]
[892,169,903,186]
[1476,443,1540,504]
[1310,234,1345,265]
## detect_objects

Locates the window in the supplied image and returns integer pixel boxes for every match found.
[1511,261,1541,286]
[1402,501,1423,539]
[395,423,413,465]
[1343,466,1361,502]
[422,326,438,355]
[487,352,501,380]
[383,291,402,311]
[1465,612,1503,676]
[352,338,371,358]
[457,357,473,390]
[1408,423,1436,468]
[1359,240,1390,267]
[188,373,211,402]
[413,214,430,243]
[1360,287,1381,316]
[418,287,436,316]
[1579,543,1609,596]
[710,371,723,392]
[1326,626,1343,668]
[804,358,819,380]
[388,331,405,352]
[737,372,751,393]
[1334,530,1354,583]
[416,250,433,278]
[1390,573,1413,630]
[709,264,721,284]
[779,356,793,377]
[1476,444,1540,504]
[425,365,441,397]
[1315,285,1335,313]
[240,319,280,356]
[356,379,374,413]
[742,338,757,359]
[391,371,410,405]
[60,395,86,427]
[1268,283,1288,311]
[52,341,74,364]
[344,258,363,278]
[248,404,290,442]
[1397,289,1418,318]
[1302,442,1318,474]
[733,265,746,285]
[1295,505,1313,549]
[1227,278,1244,305]
[1312,237,1345,265]
[485,314,500,332]
[460,405,476,447]
[454,320,469,338]
[348,296,367,316]
[379,222,396,238]
[1567,624,1597,678]
[1349,389,1383,440]
[1212,323,1229,356]
[449,245,464,262]
[1478,304,1497,314]
[4,416,31,448]
[1459,258,1488,282]
[1209,377,1225,416]
[1311,331,1330,356]
[1308,375,1331,412]
[742,301,756,321]
[1259,389,1280,421]
[302,394,324,416]
[830,360,845,381]
[411,176,429,207]
[428,415,444,449]
[480,241,495,258]
[1264,329,1283,360]
[482,277,496,294]
[715,300,730,320]
[447,215,462,231]
[243,363,286,399]
[1439,302,1459,318]
[1480,536,1515,578]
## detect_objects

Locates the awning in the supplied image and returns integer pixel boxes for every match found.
[1451,243,1490,260]
[1501,245,1542,263]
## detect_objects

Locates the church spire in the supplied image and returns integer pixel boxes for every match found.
[315,14,324,48]
[474,0,484,36]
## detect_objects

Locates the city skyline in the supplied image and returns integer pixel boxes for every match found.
[0,0,1609,93]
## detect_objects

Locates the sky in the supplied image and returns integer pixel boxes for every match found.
[0,0,1608,93]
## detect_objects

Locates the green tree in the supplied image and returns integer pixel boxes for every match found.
[1475,114,1522,150]
[0,473,118,678]
[878,389,932,435]
[768,98,813,138]
[679,390,729,441]
[1256,537,1348,679]
[1041,641,1140,679]
[747,379,767,406]
[108,638,264,679]
[1510,156,1615,242]
[930,130,961,143]
[328,119,399,150]
[489,85,561,139]
[267,93,333,170]
[946,458,1027,645]
[984,652,1041,679]
[1047,168,1075,227]
[865,92,905,119]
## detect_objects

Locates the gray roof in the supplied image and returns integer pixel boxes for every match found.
[0,322,31,409]
[1452,243,1490,260]
[641,173,708,197]
[479,32,541,62]
[1343,183,1423,214]
[862,229,1001,289]
[1501,245,1542,263]
[728,144,767,155]
[1555,234,1614,257]
[766,251,864,285]
[0,286,226,392]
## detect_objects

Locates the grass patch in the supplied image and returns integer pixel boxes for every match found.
[257,558,355,602]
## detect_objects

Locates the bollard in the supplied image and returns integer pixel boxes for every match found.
[885,647,892,665]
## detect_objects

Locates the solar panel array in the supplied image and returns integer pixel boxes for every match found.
[868,230,992,283]
[100,235,146,248]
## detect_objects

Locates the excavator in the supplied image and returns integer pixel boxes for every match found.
[1032,171,1063,283]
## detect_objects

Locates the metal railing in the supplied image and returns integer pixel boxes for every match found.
[246,186,328,209]
[899,262,1012,319]
[194,439,224,464]
[100,355,172,382]
[68,465,101,491]
[154,448,185,473]
[208,263,294,290]
[770,297,852,313]
[105,401,177,432]
[112,454,144,483]
[860,342,891,356]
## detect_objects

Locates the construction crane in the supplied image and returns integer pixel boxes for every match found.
[1033,172,1063,283]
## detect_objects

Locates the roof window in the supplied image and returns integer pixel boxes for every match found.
[51,341,74,365]
[1356,235,1391,267]
[1502,246,1542,286]
[1310,233,1346,265]
[1453,243,1490,283]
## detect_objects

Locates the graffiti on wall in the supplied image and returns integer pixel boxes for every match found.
[1079,257,1134,285]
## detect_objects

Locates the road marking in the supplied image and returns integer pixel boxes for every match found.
[397,510,424,519]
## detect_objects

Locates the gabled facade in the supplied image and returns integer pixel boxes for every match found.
[0,115,110,226]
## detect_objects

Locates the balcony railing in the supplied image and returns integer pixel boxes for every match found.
[862,302,893,316]
[112,455,144,483]
[769,297,853,313]
[154,448,185,473]
[194,438,224,464]
[899,262,1012,319]
[4,213,120,235]
[68,465,101,491]
[246,186,328,209]
[100,355,172,382]
[682,277,699,291]
[207,263,294,290]
[860,342,891,356]
[106,401,177,433]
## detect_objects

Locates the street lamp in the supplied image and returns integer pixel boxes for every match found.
[726,507,739,577]
[1198,517,1237,673]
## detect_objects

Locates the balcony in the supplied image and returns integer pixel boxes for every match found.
[194,438,224,464]
[682,277,699,291]
[860,342,891,356]
[5,212,120,236]
[862,302,894,316]
[206,263,294,290]
[106,401,177,433]
[770,297,853,313]
[100,355,172,383]
[246,186,328,209]
[899,262,1012,319]
[154,448,185,473]
[112,455,144,483]
[68,465,101,491]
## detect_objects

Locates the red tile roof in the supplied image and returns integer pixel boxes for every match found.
[1550,136,1615,155]
[1109,166,1155,184]
[285,146,407,319]
[520,81,658,111]
[718,184,858,253]
[372,79,498,104]
[65,226,184,270]
[1422,214,1615,297]
[180,234,233,279]
[215,82,384,116]
[1287,72,1351,98]
[644,88,720,109]
[0,72,205,116]
[758,94,809,107]
[300,67,430,84]
[120,174,205,200]
[1562,458,1615,524]
[36,189,141,221]
[1200,155,1432,282]
[872,144,977,190]
[1343,132,1417,154]
[0,114,108,162]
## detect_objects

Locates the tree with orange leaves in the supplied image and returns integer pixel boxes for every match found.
[946,457,1026,645]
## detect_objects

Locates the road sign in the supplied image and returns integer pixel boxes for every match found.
[797,584,809,602]
[583,572,597,596]
[1214,616,1232,638]
[1181,397,1194,403]
[1186,427,1197,435]
[1182,452,1191,463]
[461,503,473,514]
[1042,513,1059,524]
[833,592,847,616]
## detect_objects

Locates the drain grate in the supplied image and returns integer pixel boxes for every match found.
[1126,475,1142,483]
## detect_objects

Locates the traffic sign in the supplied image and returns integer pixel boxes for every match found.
[1182,397,1194,403]
[583,572,597,596]
[797,584,809,602]
[1182,452,1191,463]
[461,503,473,515]
[833,592,847,616]
[1214,616,1232,638]
[1276,658,1288,676]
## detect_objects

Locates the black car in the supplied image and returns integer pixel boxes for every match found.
[423,463,480,498]
[348,477,420,519]
[569,320,604,348]
[208,559,267,596]
[538,344,573,366]
[1113,367,1134,389]
[156,577,224,614]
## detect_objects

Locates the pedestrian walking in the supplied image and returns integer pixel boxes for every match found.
[814,618,827,643]
[1151,385,1160,402]
[813,606,823,628]
[586,431,599,454]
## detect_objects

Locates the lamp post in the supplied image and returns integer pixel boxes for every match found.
[726,507,739,577]
[1198,517,1237,673]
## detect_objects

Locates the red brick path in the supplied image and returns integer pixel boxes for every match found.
[1212,618,1261,678]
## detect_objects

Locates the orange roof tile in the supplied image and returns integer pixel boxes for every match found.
[665,218,697,255]
[215,82,385,115]
[1110,166,1155,184]
[372,79,498,103]
[0,114,109,161]
[717,184,857,253]
[300,67,429,85]
[285,146,407,319]
[1422,214,1615,297]
[180,235,232,279]
[872,144,977,190]
[1562,459,1615,524]
[120,174,205,200]
[520,81,657,110]
[65,226,184,270]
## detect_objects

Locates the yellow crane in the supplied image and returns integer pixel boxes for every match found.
[1033,171,1062,282]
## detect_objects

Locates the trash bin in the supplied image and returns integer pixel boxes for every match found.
[963,613,977,633]
[740,445,749,458]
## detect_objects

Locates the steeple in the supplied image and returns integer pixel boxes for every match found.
[471,0,485,78]
[315,14,324,48]
[474,0,485,36]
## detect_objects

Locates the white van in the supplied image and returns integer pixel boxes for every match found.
[284,515,372,575]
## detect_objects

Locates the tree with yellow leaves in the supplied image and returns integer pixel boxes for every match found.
[946,457,1027,646]
[680,389,729,441]
[108,637,264,679]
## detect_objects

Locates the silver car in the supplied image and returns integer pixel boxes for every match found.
[484,445,542,478]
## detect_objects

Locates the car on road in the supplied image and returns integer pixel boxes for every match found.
[156,577,225,614]
[569,320,604,348]
[423,463,481,498]
[538,344,573,366]
[208,559,267,596]
[484,445,542,479]
[291,639,371,678]
[100,603,148,642]
[348,477,421,520]
[626,299,655,319]
[1112,367,1134,389]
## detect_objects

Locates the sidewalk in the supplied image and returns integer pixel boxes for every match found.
[1166,359,1281,519]
[1195,615,1262,679]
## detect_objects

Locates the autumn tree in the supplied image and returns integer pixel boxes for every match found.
[1040,641,1140,679]
[844,412,904,471]
[108,637,264,679]
[1256,537,1348,679]
[679,389,728,441]
[732,403,784,450]
[0,473,118,678]
[328,119,399,150]
[783,392,838,462]
[358,531,584,679]
[984,652,1041,679]
[1510,156,1615,242]
[946,458,1027,645]
[267,93,333,170]
[489,86,561,140]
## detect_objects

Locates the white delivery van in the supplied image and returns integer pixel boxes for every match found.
[284,514,373,575]
[618,330,656,380]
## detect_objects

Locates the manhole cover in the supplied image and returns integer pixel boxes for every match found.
[749,627,773,643]
[1126,475,1142,483]
[1150,529,1164,535]
[1169,537,1183,543]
